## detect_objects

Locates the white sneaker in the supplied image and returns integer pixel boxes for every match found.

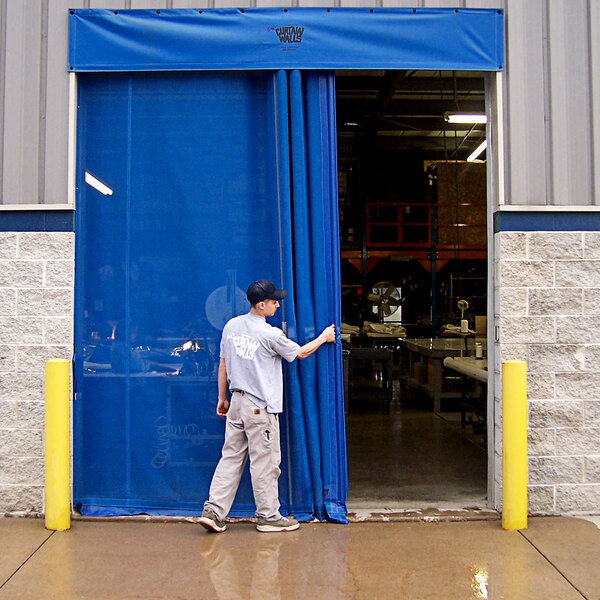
[256,516,299,532]
[198,507,226,533]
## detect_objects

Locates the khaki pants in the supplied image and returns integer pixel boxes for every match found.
[204,391,282,521]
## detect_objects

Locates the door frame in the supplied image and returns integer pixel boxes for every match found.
[68,8,505,511]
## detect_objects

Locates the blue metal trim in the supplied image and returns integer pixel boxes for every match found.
[0,210,74,232]
[494,210,600,232]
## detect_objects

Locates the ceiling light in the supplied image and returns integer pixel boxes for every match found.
[467,140,487,162]
[444,113,487,124]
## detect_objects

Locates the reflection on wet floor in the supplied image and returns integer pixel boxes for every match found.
[3,518,598,600]
[200,533,285,600]
[346,386,487,510]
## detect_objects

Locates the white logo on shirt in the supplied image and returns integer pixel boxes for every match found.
[232,334,260,360]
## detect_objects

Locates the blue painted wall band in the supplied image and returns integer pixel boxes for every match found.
[4,209,600,234]
[494,211,600,232]
[4,208,600,234]
[0,210,75,232]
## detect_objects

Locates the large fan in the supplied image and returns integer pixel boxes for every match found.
[367,281,402,322]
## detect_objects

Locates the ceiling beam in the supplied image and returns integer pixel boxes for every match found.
[367,135,484,151]
[337,99,484,116]
[336,75,485,94]
[337,116,486,132]
[375,70,418,111]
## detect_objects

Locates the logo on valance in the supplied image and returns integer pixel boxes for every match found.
[270,25,305,46]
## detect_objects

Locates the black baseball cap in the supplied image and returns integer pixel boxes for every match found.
[246,280,287,304]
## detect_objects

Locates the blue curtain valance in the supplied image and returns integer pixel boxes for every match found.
[68,7,504,73]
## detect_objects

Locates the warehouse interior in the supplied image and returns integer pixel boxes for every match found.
[335,70,489,509]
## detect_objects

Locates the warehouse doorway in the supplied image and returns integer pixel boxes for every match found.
[337,70,490,510]
[70,7,503,519]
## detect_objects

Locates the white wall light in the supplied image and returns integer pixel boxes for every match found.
[467,140,488,163]
[85,171,113,195]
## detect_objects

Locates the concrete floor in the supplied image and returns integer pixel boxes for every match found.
[2,517,600,599]
[346,390,487,511]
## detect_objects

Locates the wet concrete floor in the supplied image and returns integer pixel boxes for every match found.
[2,516,600,599]
[346,404,487,509]
[345,373,489,511]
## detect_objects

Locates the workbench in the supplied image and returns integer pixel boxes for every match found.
[443,356,488,435]
[442,357,488,382]
[347,346,394,411]
[399,338,482,413]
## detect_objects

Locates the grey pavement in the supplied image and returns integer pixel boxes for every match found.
[1,515,600,599]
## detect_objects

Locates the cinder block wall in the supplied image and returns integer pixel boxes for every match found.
[4,227,600,515]
[0,232,74,514]
[495,231,600,514]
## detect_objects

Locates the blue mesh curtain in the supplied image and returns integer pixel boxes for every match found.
[274,70,347,523]
[74,70,346,522]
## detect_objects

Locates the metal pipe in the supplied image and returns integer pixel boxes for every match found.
[430,203,438,336]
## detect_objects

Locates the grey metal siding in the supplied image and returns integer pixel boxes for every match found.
[546,0,593,206]
[0,0,598,206]
[590,0,600,210]
[504,0,546,206]
[2,1,43,205]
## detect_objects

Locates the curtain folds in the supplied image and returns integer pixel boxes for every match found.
[275,70,348,524]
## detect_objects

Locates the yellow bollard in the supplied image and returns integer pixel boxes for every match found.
[44,359,71,531]
[502,360,528,530]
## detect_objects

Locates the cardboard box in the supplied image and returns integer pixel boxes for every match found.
[475,315,487,337]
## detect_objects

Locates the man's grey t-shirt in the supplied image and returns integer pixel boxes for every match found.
[220,313,300,413]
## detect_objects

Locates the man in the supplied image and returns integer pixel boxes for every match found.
[198,279,336,533]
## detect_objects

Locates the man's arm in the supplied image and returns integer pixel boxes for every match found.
[216,358,229,417]
[296,324,336,360]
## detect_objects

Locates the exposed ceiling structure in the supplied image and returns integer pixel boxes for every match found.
[335,70,486,161]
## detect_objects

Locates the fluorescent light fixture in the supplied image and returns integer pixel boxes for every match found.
[85,171,113,195]
[467,140,487,162]
[444,112,488,124]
